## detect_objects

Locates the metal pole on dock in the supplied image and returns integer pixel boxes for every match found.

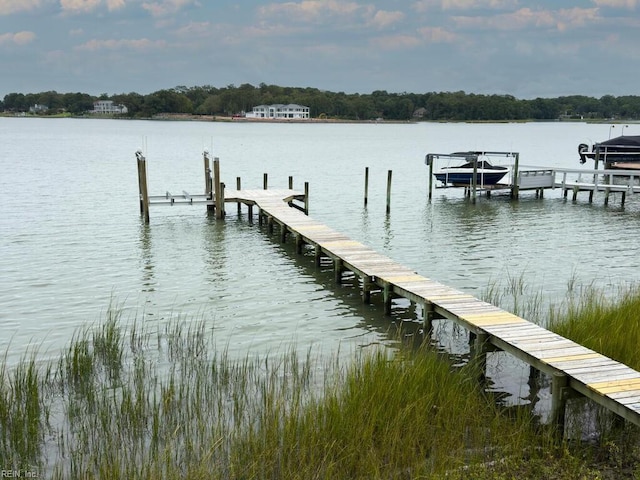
[364,167,369,207]
[386,170,392,214]
[136,151,150,223]
[236,177,242,215]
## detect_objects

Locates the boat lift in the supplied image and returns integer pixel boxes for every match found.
[425,151,520,203]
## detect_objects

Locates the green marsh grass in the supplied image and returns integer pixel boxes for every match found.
[1,303,638,478]
[548,284,640,370]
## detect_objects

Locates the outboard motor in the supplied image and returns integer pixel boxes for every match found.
[578,143,589,164]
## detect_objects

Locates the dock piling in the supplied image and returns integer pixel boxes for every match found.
[213,157,224,219]
[364,167,369,206]
[136,151,150,223]
[304,182,309,215]
[236,177,242,215]
[386,170,392,214]
[551,373,569,436]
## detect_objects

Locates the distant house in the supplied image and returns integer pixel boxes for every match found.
[245,104,310,119]
[91,100,128,115]
[29,104,49,114]
[413,107,427,118]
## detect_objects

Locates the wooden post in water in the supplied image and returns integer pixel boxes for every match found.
[427,155,434,202]
[295,234,303,254]
[213,157,224,219]
[383,284,392,315]
[304,182,309,215]
[551,373,568,437]
[470,332,489,382]
[423,303,434,336]
[511,152,520,199]
[263,173,268,190]
[362,276,373,303]
[204,152,214,214]
[136,151,150,223]
[220,182,226,219]
[364,167,369,207]
[386,170,392,214]
[236,177,242,215]
[287,176,294,207]
[334,258,343,283]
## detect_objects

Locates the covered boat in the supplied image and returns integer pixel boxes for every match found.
[430,153,509,186]
[578,135,640,169]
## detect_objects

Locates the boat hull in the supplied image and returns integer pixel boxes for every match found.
[434,170,508,186]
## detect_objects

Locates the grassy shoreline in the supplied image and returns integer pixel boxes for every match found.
[2,289,640,478]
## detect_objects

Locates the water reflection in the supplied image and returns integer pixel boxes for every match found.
[138,221,155,292]
[201,216,228,287]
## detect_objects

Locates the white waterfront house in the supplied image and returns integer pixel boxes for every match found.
[91,100,128,115]
[245,104,310,119]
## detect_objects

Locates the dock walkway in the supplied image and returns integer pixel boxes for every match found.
[135,151,640,433]
[238,188,640,431]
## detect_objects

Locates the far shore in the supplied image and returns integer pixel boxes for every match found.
[2,111,638,125]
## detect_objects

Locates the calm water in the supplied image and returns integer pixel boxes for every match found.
[2,118,640,392]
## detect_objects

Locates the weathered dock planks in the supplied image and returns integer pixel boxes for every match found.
[236,188,640,433]
[135,150,640,434]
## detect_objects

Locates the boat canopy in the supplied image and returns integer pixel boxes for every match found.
[596,135,640,148]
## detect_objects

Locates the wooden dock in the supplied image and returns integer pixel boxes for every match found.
[246,191,640,432]
[136,150,640,434]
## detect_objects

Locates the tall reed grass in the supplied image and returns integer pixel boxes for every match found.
[548,284,640,370]
[0,302,637,478]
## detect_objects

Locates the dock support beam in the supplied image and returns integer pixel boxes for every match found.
[511,153,520,199]
[386,170,392,214]
[334,258,343,284]
[426,155,434,202]
[204,152,214,214]
[362,276,373,303]
[551,373,569,437]
[383,284,392,315]
[364,167,369,207]
[423,303,434,336]
[295,234,303,254]
[470,332,489,382]
[304,182,309,215]
[136,151,150,223]
[213,157,224,219]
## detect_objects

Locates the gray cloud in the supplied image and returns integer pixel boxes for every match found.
[0,0,638,98]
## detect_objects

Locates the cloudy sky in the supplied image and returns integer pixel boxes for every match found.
[1,0,638,99]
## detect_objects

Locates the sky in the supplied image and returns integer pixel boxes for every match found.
[1,0,639,99]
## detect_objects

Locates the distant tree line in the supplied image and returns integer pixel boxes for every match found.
[2,83,640,121]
